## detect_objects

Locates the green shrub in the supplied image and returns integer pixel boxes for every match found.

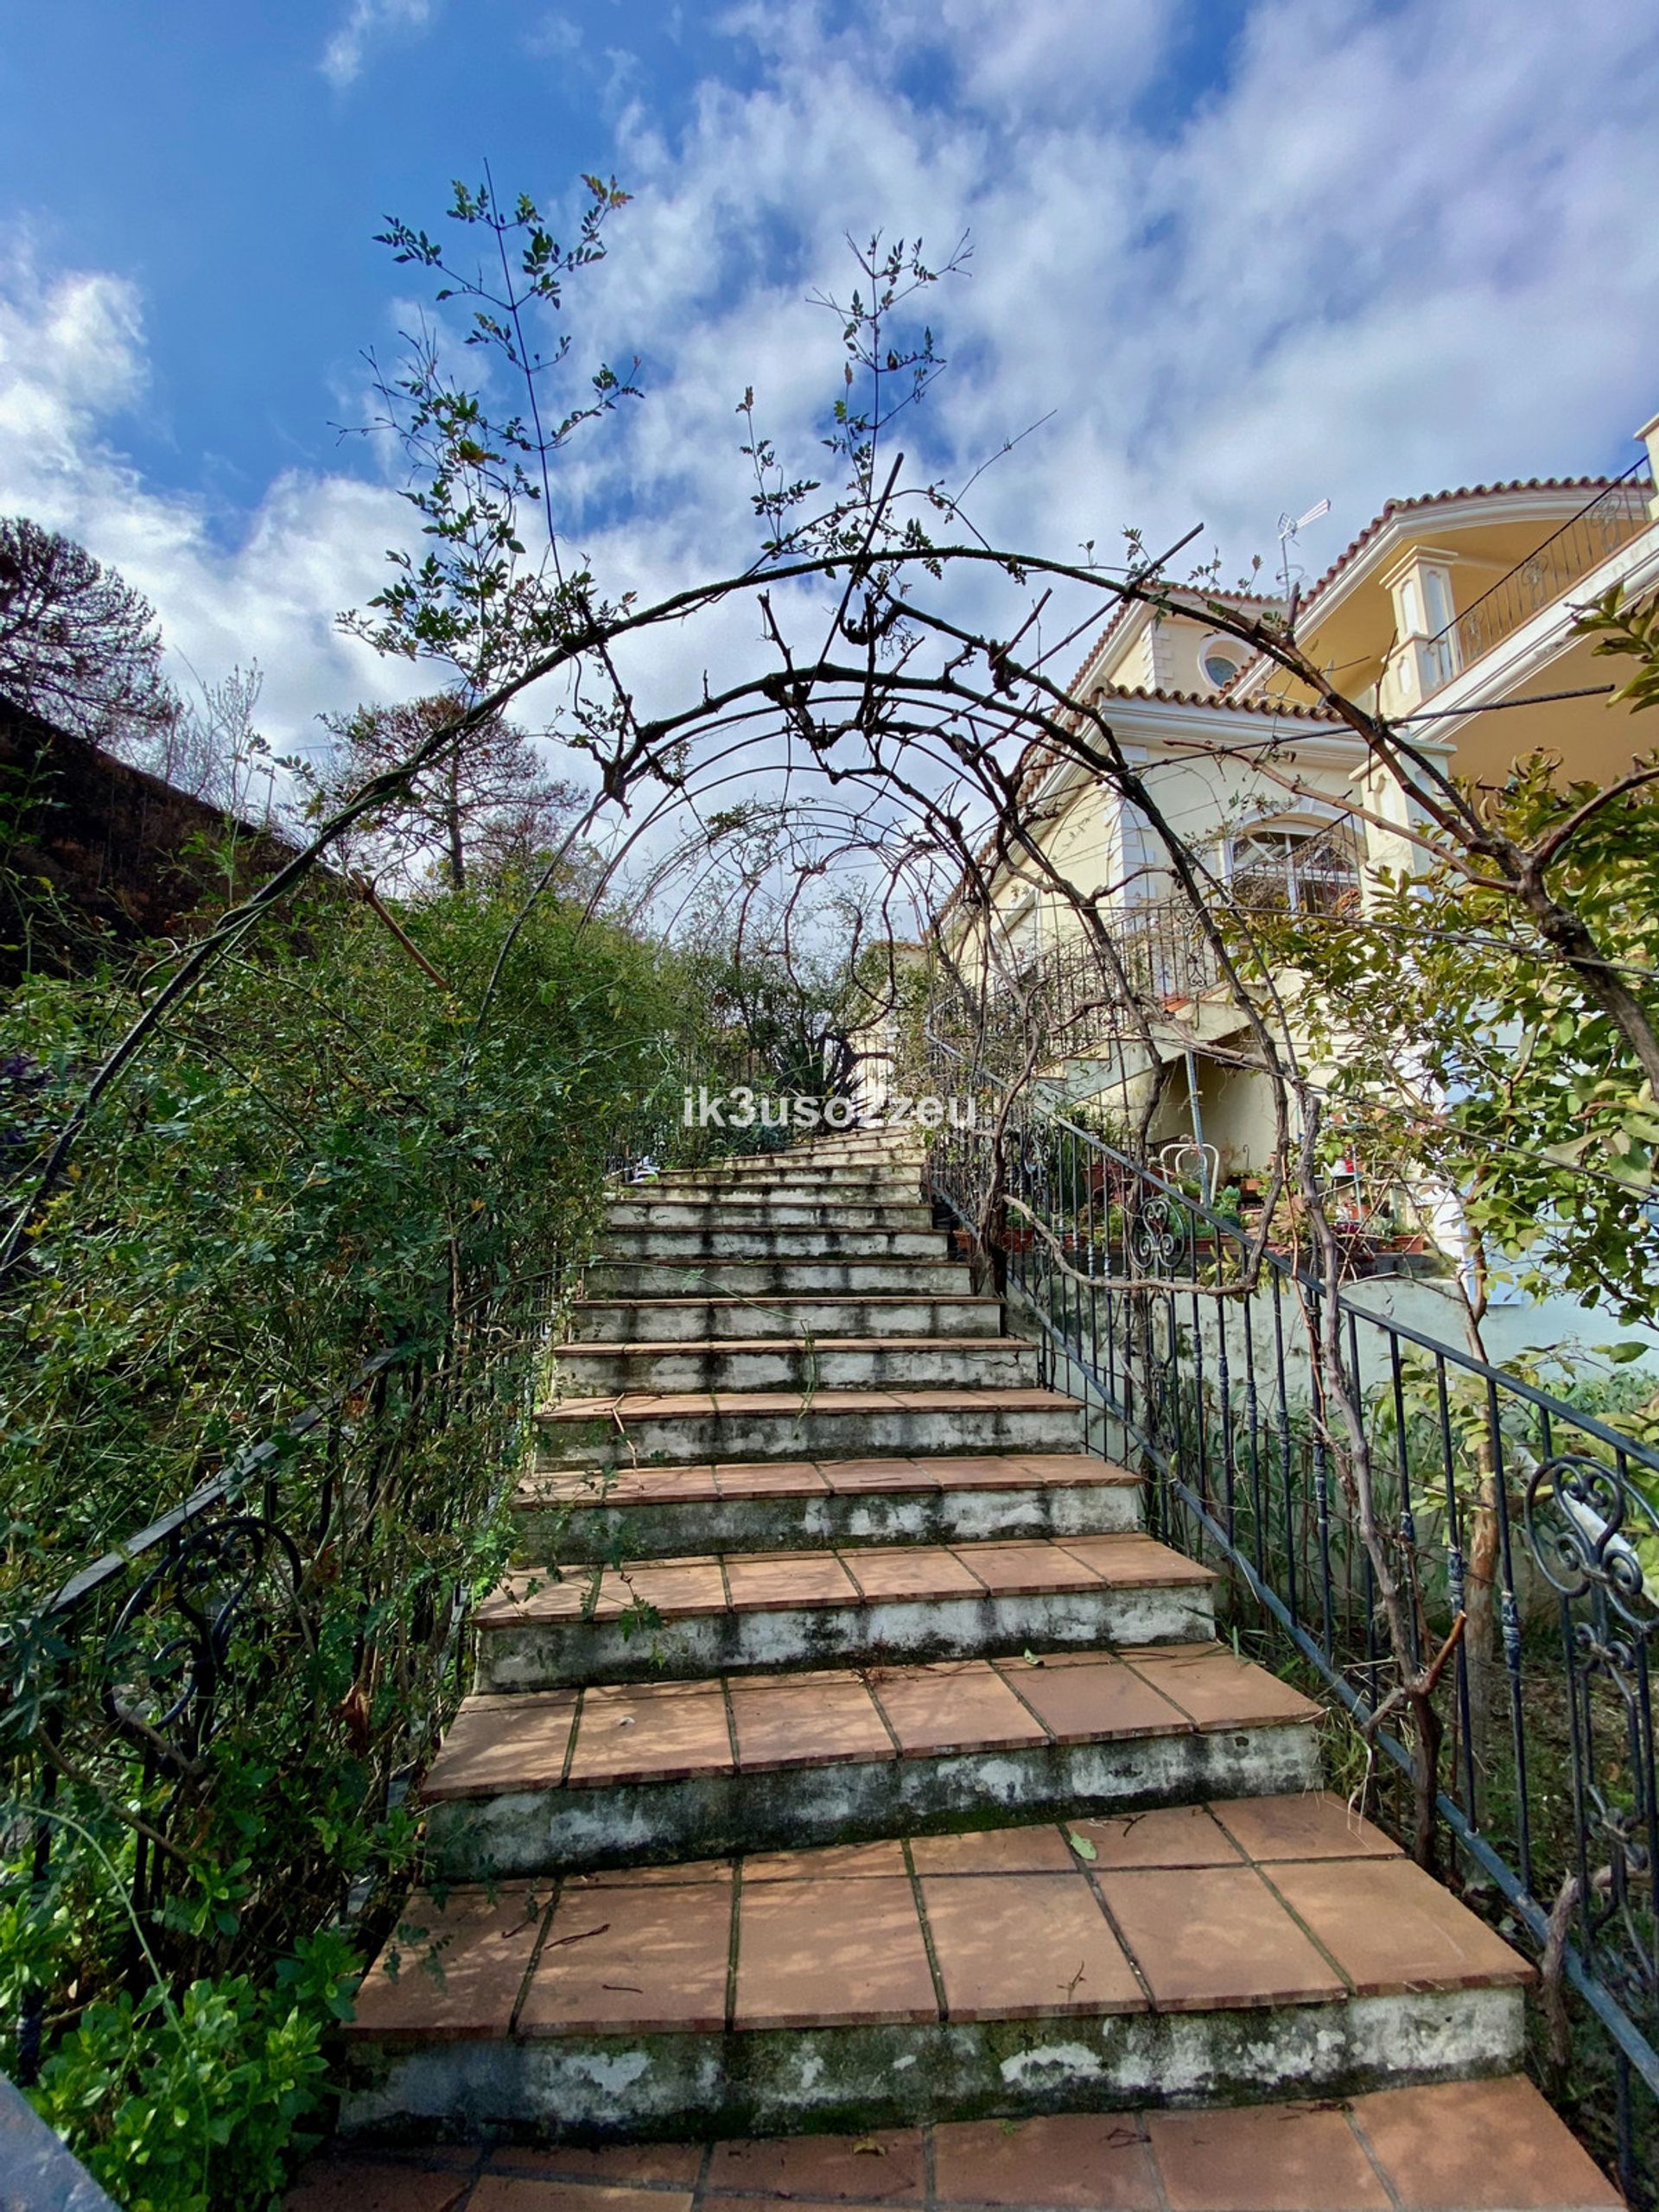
[1,867,739,2202]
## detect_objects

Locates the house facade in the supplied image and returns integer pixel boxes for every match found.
[936,410,1659,1341]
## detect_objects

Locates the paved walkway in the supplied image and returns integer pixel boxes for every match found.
[294,1134,1623,2209]
[289,2082,1619,2211]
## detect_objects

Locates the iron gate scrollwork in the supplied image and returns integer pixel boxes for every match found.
[1523,1452,1657,2028]
[99,1511,312,1777]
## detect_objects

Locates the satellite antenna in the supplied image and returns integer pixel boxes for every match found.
[1276,498,1331,601]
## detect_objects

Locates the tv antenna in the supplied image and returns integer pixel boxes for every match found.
[1276,498,1330,601]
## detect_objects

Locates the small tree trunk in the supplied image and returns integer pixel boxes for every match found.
[446,751,467,887]
[1464,1459,1501,1756]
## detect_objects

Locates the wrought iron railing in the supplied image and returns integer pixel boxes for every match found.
[1063,902,1223,1014]
[923,1052,1657,2205]
[3,1077,783,2100]
[947,833,1366,1072]
[3,1304,551,2086]
[1421,461,1654,690]
[931,909,1221,1077]
[1229,817,1363,919]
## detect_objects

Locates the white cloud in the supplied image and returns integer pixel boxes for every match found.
[320,0,441,91]
[525,11,582,62]
[0,253,410,758]
[6,0,1659,788]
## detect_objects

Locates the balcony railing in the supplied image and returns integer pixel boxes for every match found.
[1422,461,1654,691]
[955,829,1364,1065]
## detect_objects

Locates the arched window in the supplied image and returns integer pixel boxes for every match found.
[1200,637,1243,690]
[1229,821,1360,916]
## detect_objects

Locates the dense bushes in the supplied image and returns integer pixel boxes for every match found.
[0,871,713,2204]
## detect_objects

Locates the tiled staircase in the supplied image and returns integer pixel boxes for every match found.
[309,1133,1622,2210]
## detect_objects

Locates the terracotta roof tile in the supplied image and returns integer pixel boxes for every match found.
[1295,474,1649,621]
[1088,682,1341,725]
[1064,586,1285,698]
[936,680,1344,921]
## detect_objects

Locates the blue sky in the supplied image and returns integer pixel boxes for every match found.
[0,4,779,512]
[3,0,1657,756]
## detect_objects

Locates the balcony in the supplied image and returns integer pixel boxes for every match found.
[1419,461,1653,695]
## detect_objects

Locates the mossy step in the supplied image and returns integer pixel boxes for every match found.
[340,1797,1531,2146]
[422,1643,1321,1880]
[472,1532,1217,1691]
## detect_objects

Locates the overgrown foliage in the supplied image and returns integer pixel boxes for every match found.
[1,866,720,2204]
[1238,748,1659,1324]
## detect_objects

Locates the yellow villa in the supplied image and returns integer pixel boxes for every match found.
[935,409,1659,1344]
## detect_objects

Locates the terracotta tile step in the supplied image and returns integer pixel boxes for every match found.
[569,1296,1005,1344]
[420,1646,1321,1881]
[594,1229,950,1261]
[473,1535,1217,1692]
[549,1333,1038,1363]
[290,2076,1624,2211]
[596,1210,938,1228]
[582,1294,992,1300]
[545,1339,1043,1399]
[480,1534,1209,1626]
[337,1800,1535,2145]
[532,1389,1086,1476]
[581,1261,978,1300]
[551,1335,1032,1353]
[521,1454,1137,1506]
[640,1166,923,1189]
[539,1389,1081,1426]
[514,1455,1142,1565]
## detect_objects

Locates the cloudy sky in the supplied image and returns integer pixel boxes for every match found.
[3,0,1657,763]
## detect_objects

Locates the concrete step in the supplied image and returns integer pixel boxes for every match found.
[299,2078,1623,2205]
[640,1162,922,1191]
[421,1645,1323,1882]
[791,1134,923,1156]
[583,1258,976,1298]
[472,1532,1217,1691]
[645,1148,920,1178]
[550,1336,1041,1397]
[569,1294,1005,1344]
[605,1198,935,1230]
[513,1454,1142,1562]
[595,1226,949,1262]
[339,1798,1534,2145]
[534,1388,1084,1468]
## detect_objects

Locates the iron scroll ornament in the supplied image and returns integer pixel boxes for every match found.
[1126,1188,1185,1274]
[1522,1452,1659,2028]
[100,1512,310,1776]
[1522,1452,1659,1635]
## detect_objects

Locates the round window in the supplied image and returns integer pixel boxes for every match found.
[1203,648,1241,688]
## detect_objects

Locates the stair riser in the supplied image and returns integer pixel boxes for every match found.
[789,1139,921,1157]
[643,1164,919,1185]
[514,1482,1141,1564]
[584,1263,976,1297]
[537,1406,1083,1468]
[425,1724,1319,1881]
[550,1345,1040,1395]
[596,1230,947,1261]
[475,1583,1216,1691]
[605,1202,934,1230]
[339,1986,1524,2144]
[569,1300,1003,1344]
[637,1187,925,1209]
